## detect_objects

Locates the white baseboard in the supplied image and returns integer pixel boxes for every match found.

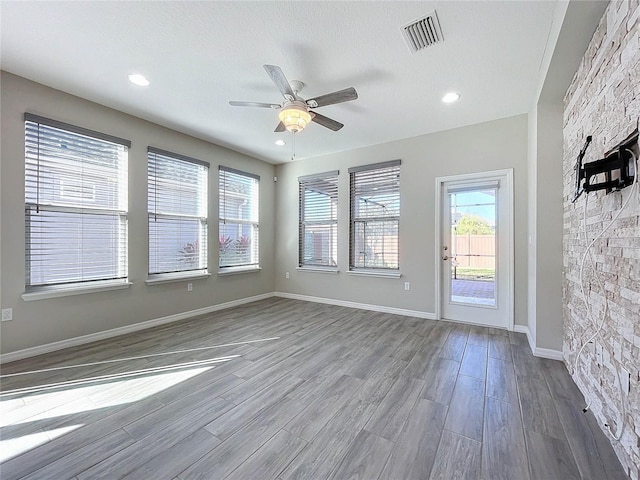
[512,324,563,360]
[513,324,535,352]
[533,347,564,361]
[0,293,275,364]
[273,292,437,320]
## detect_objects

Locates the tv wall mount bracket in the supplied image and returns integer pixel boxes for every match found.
[572,129,639,203]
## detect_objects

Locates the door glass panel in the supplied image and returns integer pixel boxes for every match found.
[449,188,496,306]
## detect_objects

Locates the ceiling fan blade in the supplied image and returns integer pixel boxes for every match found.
[306,87,358,108]
[263,65,295,101]
[310,111,344,131]
[229,101,281,109]
[274,122,286,132]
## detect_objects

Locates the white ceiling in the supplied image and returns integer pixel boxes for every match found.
[1,1,558,164]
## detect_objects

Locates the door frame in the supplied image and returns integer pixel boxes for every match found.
[434,169,514,331]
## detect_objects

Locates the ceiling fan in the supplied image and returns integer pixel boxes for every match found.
[229,64,358,133]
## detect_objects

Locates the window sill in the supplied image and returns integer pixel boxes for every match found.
[347,270,402,279]
[22,280,132,301]
[146,272,210,285]
[297,267,339,274]
[218,266,262,276]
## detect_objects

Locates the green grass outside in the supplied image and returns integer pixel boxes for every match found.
[452,267,495,280]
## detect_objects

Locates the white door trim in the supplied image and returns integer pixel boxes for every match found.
[434,168,514,331]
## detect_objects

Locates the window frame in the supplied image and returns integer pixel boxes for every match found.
[298,170,339,270]
[349,160,401,273]
[23,113,130,294]
[218,165,260,272]
[147,147,209,282]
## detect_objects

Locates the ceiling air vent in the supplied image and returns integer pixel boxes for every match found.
[401,11,443,53]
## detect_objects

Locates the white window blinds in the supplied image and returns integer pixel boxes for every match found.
[299,171,339,268]
[24,113,130,288]
[148,147,208,276]
[349,160,401,270]
[219,166,259,269]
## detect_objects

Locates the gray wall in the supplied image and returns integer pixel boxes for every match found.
[528,101,565,352]
[274,114,529,324]
[0,72,276,354]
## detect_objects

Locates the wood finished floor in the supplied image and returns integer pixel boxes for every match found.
[0,297,629,480]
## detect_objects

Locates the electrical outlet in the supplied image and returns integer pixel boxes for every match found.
[404,282,410,291]
[2,308,13,321]
[621,367,631,395]
[187,283,193,292]
[285,272,290,279]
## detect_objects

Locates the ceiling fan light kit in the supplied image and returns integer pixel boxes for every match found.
[229,64,358,135]
[279,101,312,133]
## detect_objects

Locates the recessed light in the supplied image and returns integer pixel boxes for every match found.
[275,140,286,146]
[442,92,460,103]
[128,73,150,87]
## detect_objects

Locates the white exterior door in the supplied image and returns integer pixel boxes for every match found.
[437,170,513,329]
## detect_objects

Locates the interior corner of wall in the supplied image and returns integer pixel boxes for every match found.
[529,317,537,344]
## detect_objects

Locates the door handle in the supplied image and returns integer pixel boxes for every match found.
[442,255,449,261]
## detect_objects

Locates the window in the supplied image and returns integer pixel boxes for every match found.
[24,113,129,289]
[148,148,208,277]
[349,160,401,270]
[299,171,338,268]
[219,166,259,269]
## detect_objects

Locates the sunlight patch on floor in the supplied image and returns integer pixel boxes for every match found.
[1,364,215,428]
[0,337,279,379]
[1,356,238,397]
[0,333,270,465]
[0,355,242,462]
[0,425,81,463]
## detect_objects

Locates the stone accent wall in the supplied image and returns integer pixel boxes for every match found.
[563,1,640,478]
